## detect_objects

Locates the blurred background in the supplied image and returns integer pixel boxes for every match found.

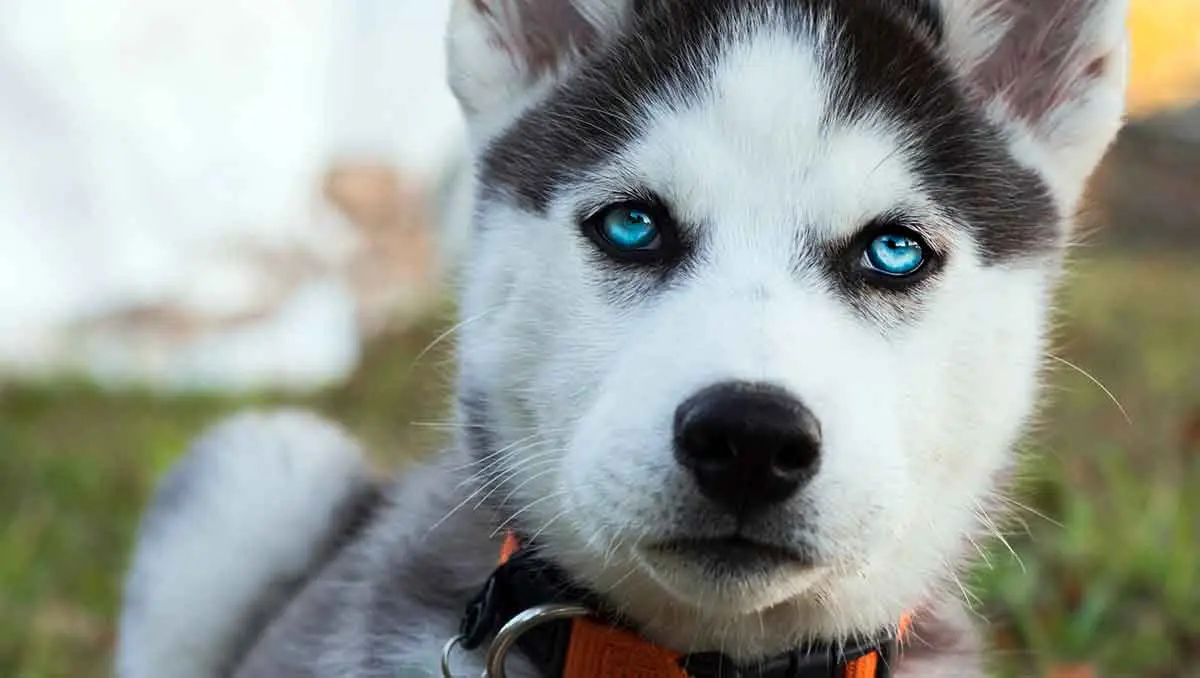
[0,1,1195,677]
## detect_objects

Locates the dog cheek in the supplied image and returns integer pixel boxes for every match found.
[565,382,675,536]
[920,265,1049,485]
[561,325,702,548]
[859,265,1051,574]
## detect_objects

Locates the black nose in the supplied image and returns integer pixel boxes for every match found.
[673,381,821,515]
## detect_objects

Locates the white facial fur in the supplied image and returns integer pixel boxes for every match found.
[448,0,1126,661]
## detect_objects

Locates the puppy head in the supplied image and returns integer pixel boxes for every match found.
[446,0,1127,657]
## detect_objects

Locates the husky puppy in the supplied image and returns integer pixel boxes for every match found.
[116,1,1129,676]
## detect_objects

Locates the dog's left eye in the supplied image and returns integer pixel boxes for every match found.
[584,201,680,263]
[597,205,660,250]
[861,232,926,277]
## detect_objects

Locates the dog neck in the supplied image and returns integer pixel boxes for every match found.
[455,532,908,678]
[390,446,912,678]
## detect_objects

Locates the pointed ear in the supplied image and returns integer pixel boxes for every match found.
[939,0,1130,207]
[446,0,629,130]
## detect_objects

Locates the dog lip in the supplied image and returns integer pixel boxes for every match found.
[648,535,815,567]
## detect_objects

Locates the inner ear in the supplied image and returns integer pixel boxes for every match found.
[447,0,630,124]
[478,0,604,76]
[964,1,1122,125]
[937,0,1129,206]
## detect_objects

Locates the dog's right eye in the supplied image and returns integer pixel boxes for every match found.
[862,233,925,277]
[600,206,659,249]
[842,220,942,290]
[583,201,679,264]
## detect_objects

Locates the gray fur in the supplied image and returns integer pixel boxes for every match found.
[116,410,378,678]
[232,451,492,677]
[116,1,1128,676]
[207,437,979,677]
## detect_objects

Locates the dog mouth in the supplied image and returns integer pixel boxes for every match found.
[646,535,816,572]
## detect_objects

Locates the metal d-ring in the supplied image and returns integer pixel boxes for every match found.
[440,603,590,678]
[484,604,591,678]
[441,635,465,678]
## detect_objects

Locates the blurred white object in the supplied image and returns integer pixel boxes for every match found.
[83,278,363,392]
[0,0,464,391]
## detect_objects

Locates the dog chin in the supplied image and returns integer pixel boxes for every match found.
[630,540,830,614]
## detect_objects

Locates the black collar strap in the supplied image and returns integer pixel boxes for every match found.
[458,545,901,678]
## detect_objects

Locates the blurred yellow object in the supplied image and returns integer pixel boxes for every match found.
[1127,0,1200,116]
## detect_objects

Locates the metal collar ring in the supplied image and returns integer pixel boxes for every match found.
[442,603,591,678]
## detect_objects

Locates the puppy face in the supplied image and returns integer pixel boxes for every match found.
[448,0,1127,656]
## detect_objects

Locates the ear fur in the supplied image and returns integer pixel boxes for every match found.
[445,0,628,135]
[938,0,1130,208]
[446,0,1129,209]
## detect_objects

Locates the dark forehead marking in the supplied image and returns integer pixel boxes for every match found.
[827,1,1060,261]
[479,0,1059,264]
[889,0,945,42]
[478,0,720,211]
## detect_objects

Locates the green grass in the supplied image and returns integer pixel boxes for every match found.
[1,255,1196,678]
[976,255,1200,677]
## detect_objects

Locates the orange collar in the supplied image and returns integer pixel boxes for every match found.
[459,532,911,678]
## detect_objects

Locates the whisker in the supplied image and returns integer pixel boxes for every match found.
[473,453,562,510]
[454,433,554,476]
[426,446,559,536]
[497,461,565,507]
[1045,353,1132,425]
[458,441,557,488]
[424,482,492,538]
[975,504,1027,573]
[525,508,569,545]
[492,492,566,538]
[408,307,498,370]
[965,532,993,570]
[996,495,1064,529]
[949,570,982,611]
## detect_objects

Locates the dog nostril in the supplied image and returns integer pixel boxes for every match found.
[772,409,821,475]
[673,381,822,515]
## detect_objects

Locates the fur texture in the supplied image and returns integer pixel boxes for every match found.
[115,410,378,678]
[116,1,1129,676]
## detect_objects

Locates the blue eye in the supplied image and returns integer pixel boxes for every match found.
[599,206,660,250]
[863,233,926,277]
